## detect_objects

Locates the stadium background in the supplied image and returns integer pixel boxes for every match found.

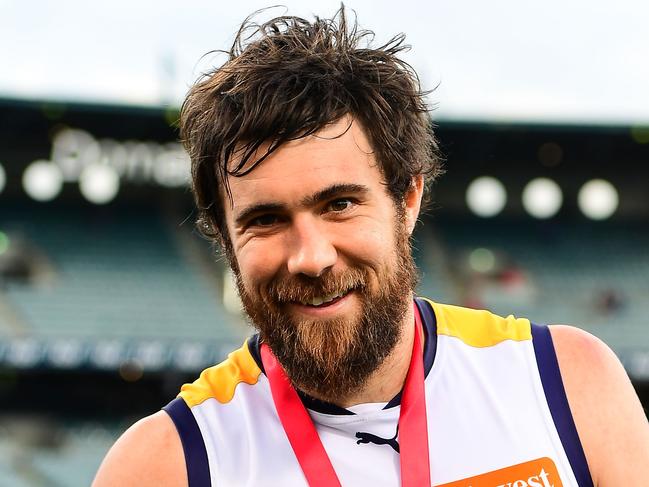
[1,1,649,485]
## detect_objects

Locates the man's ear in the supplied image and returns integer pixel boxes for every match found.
[404,175,424,235]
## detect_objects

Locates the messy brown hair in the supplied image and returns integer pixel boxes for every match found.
[180,6,442,253]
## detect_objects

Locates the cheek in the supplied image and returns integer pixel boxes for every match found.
[237,243,284,291]
[339,220,397,270]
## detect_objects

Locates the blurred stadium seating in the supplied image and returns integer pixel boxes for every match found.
[1,97,647,484]
[3,212,648,485]
[0,417,120,487]
[0,204,248,372]
[418,218,649,358]
[0,202,250,485]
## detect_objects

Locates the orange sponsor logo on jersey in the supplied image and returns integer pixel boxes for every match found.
[437,457,562,487]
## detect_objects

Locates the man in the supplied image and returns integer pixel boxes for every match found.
[94,8,649,487]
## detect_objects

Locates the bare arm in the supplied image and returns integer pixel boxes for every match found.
[92,411,187,487]
[550,325,649,486]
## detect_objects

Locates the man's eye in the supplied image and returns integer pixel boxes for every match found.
[327,199,354,212]
[250,214,280,227]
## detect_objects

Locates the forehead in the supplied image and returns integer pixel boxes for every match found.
[226,118,383,210]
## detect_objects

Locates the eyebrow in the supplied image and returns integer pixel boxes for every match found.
[300,183,369,207]
[234,183,370,227]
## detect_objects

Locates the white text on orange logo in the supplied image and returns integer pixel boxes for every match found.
[496,468,554,487]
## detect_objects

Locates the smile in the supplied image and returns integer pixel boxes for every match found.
[299,290,349,307]
[288,289,355,316]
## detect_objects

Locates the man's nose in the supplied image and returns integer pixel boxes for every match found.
[286,216,337,277]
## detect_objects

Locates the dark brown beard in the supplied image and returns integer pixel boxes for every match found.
[233,223,418,403]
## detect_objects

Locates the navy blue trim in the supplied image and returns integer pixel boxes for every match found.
[417,297,437,378]
[247,334,263,372]
[383,297,438,409]
[299,391,356,415]
[531,323,594,487]
[162,397,211,487]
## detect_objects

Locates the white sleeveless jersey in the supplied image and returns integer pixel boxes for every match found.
[164,298,593,487]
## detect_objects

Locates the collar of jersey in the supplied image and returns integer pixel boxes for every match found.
[247,297,437,416]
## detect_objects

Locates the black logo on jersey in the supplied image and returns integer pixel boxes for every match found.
[355,425,399,453]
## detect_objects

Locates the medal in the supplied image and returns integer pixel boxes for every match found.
[261,302,430,486]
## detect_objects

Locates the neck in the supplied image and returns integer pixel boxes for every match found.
[302,302,417,408]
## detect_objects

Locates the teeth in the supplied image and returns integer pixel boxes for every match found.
[305,291,344,306]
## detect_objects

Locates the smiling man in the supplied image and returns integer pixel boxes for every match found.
[225,118,422,409]
[94,7,649,487]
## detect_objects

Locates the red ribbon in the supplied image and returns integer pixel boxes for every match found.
[261,302,430,486]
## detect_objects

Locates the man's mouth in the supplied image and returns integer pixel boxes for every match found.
[297,290,351,307]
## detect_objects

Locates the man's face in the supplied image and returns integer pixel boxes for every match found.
[224,117,422,401]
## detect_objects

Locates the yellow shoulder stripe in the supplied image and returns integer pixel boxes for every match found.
[422,298,531,347]
[179,340,262,407]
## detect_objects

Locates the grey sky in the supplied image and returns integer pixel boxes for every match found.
[1,0,648,124]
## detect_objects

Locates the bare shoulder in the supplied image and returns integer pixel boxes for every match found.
[549,325,649,486]
[92,410,186,487]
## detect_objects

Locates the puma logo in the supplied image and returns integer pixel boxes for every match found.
[355,425,400,453]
